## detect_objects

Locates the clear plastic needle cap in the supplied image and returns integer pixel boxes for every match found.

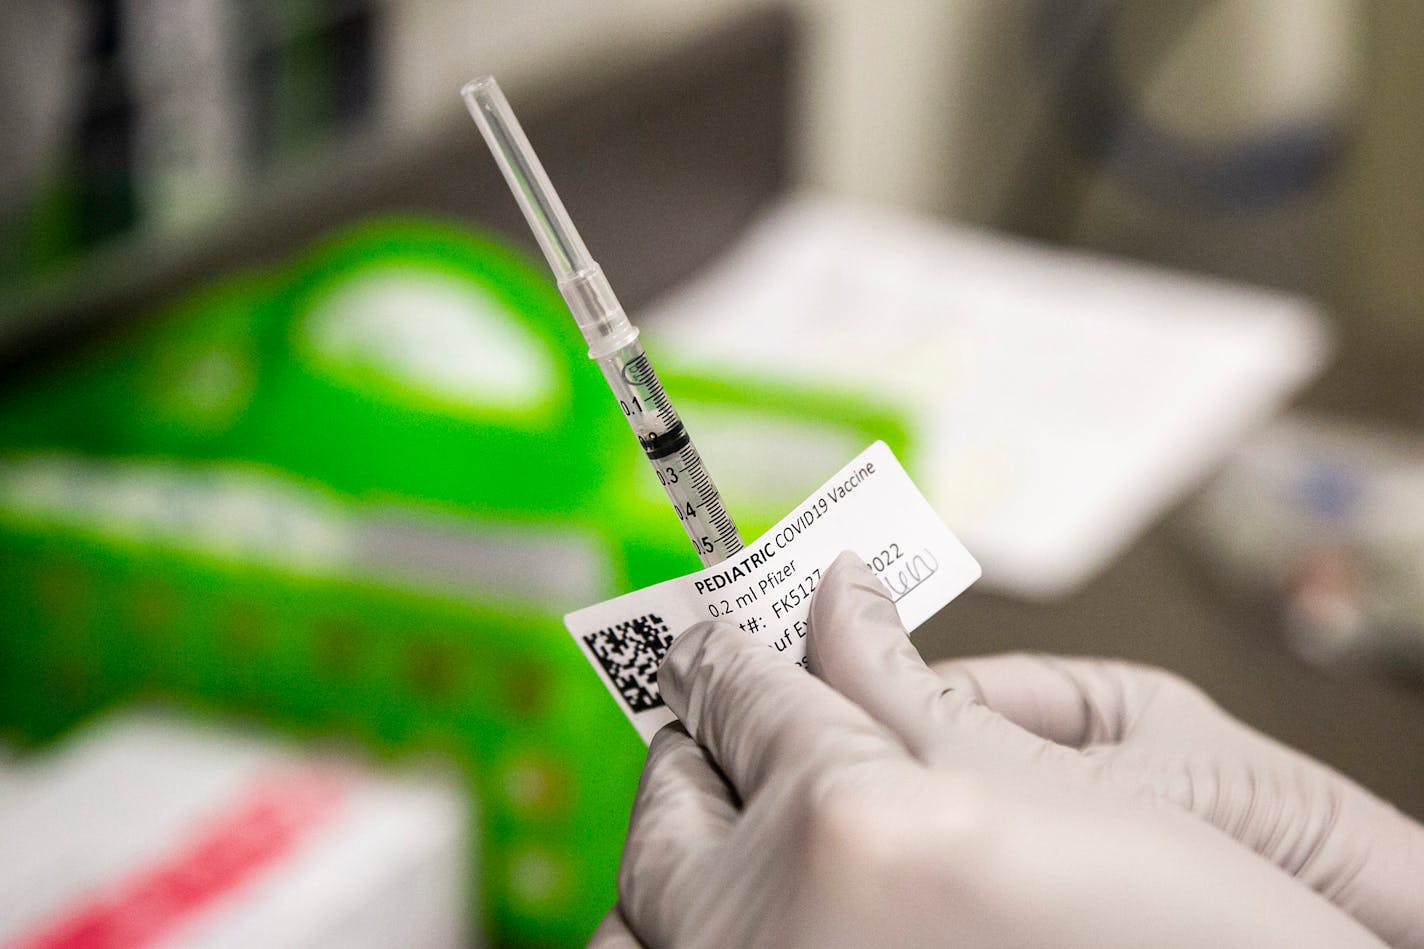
[461,75,593,281]
[462,75,633,356]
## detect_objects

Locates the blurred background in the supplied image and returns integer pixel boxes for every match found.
[1,1,1422,946]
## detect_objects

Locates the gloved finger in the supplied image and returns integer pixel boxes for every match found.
[807,551,1054,766]
[618,723,736,947]
[927,653,1167,748]
[658,618,905,801]
[587,906,642,948]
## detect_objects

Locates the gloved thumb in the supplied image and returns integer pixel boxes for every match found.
[807,551,1058,768]
[927,653,1228,753]
[927,653,1150,749]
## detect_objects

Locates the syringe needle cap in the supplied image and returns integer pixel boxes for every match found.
[461,75,593,281]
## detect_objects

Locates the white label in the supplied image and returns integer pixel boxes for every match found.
[565,441,981,742]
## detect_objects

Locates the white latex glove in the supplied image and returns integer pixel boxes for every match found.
[594,552,1387,949]
[922,652,1424,949]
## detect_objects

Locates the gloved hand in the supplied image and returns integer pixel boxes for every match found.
[919,651,1424,949]
[594,552,1388,949]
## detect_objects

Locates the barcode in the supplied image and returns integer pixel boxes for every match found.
[582,613,673,713]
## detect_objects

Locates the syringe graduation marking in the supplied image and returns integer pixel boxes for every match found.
[622,353,679,426]
[641,423,692,460]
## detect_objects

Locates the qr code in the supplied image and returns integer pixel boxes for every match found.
[583,613,673,713]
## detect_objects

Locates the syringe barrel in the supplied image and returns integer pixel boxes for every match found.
[593,338,745,566]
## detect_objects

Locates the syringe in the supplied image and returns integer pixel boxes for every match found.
[462,76,744,567]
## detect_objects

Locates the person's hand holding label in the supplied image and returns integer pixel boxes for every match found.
[565,442,980,741]
[595,554,1391,948]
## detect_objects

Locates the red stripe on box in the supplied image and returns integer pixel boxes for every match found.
[8,771,345,949]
